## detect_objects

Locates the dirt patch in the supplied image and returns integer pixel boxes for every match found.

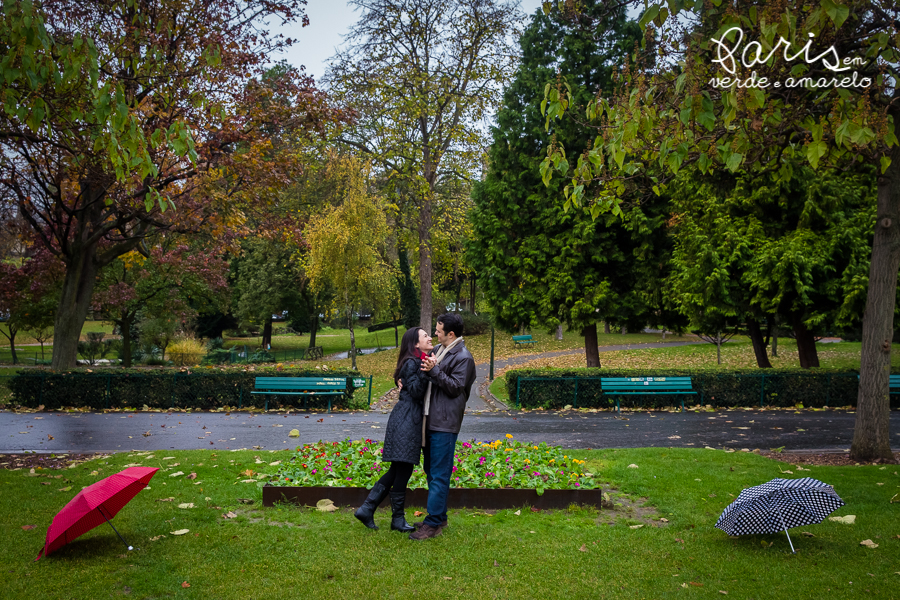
[0,453,99,470]
[758,451,900,467]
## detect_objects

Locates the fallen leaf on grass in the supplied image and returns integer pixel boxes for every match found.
[316,499,338,512]
[860,539,878,548]
[237,498,254,505]
[414,511,424,517]
[170,529,189,535]
[21,525,36,530]
[801,532,815,537]
[630,524,644,529]
[660,518,669,523]
[513,510,521,516]
[674,538,685,544]
[241,469,255,477]
[719,591,728,595]
[187,473,197,480]
[443,577,452,580]
[156,497,175,502]
[149,535,165,541]
[579,544,587,552]
[169,471,184,478]
[627,464,639,469]
[689,582,703,587]
[181,582,190,588]
[239,479,256,483]
[178,503,194,509]
[829,515,856,524]
[493,560,500,567]
[58,486,72,492]
[269,461,281,466]
[761,541,774,547]
[223,511,237,519]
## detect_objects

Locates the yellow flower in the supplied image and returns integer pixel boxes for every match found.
[506,434,513,439]
[549,459,555,463]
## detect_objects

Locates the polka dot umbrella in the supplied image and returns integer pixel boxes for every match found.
[715,477,845,553]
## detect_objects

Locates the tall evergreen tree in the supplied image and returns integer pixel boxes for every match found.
[397,242,420,329]
[467,1,675,366]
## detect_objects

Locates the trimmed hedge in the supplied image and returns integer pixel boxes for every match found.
[4,366,365,411]
[504,367,899,410]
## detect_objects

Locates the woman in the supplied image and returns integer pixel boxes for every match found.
[354,327,432,531]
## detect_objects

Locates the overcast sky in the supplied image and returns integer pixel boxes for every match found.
[271,0,547,82]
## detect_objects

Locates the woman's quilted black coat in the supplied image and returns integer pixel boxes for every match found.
[381,357,427,464]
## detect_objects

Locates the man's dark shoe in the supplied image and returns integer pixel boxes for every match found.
[354,482,388,529]
[413,520,448,529]
[389,492,414,532]
[408,523,442,540]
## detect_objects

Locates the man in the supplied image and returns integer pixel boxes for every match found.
[408,312,476,541]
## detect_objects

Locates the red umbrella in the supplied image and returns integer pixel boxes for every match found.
[37,466,159,560]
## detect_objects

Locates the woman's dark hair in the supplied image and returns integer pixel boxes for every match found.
[393,327,425,384]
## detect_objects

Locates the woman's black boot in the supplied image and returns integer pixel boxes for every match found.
[354,482,388,529]
[389,491,415,532]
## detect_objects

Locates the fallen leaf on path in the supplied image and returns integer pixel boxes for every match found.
[170,529,189,535]
[288,429,300,437]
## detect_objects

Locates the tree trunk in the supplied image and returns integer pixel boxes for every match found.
[604,321,610,334]
[747,318,773,368]
[715,332,722,365]
[348,308,357,370]
[792,313,820,369]
[583,323,600,367]
[2,326,18,365]
[770,319,779,357]
[120,311,135,368]
[309,311,319,349]
[852,141,900,462]
[52,248,100,369]
[470,277,476,312]
[418,196,433,333]
[621,325,627,334]
[556,324,563,341]
[262,317,273,349]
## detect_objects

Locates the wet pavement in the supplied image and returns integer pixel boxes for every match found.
[2,407,897,453]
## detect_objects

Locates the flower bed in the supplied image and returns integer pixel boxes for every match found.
[271,436,598,494]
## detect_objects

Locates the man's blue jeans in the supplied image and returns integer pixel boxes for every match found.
[422,429,458,528]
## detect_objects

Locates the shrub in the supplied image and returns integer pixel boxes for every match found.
[459,311,491,335]
[206,337,225,351]
[5,366,363,411]
[167,337,205,366]
[503,367,884,410]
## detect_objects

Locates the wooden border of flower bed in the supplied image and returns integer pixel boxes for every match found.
[263,485,603,509]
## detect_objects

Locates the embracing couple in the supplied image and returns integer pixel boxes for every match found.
[354,313,476,540]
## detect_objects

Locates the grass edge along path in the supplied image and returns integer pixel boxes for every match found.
[1,446,897,599]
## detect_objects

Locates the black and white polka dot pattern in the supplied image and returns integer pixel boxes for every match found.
[715,477,845,536]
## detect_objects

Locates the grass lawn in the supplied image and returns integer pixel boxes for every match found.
[2,447,896,598]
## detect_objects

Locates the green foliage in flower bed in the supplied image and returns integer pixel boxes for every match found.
[4,366,363,411]
[272,436,598,494]
[504,367,887,410]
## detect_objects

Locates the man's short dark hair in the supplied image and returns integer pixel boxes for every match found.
[437,313,464,338]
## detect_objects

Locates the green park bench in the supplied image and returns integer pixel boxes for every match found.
[857,374,900,394]
[252,377,348,412]
[513,335,537,347]
[600,376,696,413]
